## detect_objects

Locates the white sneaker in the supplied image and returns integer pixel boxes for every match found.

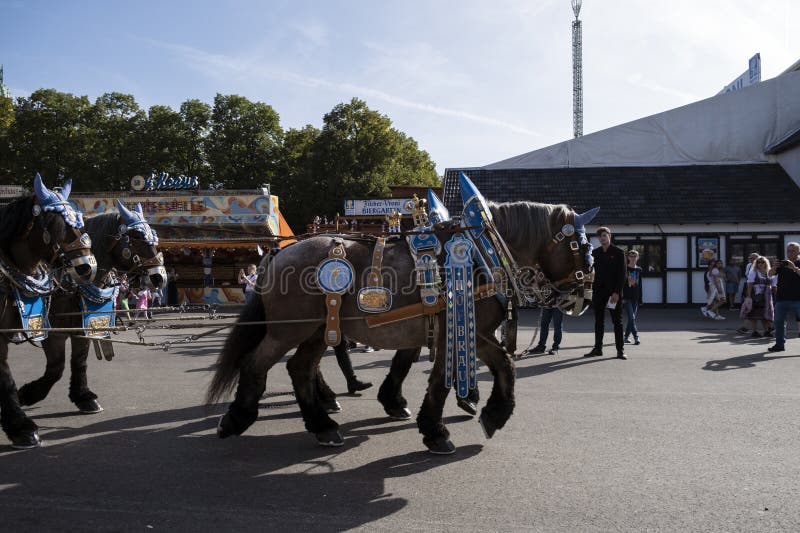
[701,306,709,317]
[363,346,375,353]
[707,310,718,319]
[714,314,726,320]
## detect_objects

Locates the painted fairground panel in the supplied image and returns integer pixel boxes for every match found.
[68,193,281,236]
[177,287,245,305]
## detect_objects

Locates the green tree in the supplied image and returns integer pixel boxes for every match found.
[88,92,146,190]
[0,96,14,182]
[310,98,439,220]
[142,104,184,175]
[178,99,211,177]
[8,89,94,186]
[206,94,283,189]
[273,124,320,230]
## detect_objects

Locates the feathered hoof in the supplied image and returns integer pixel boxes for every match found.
[385,406,412,420]
[76,398,104,414]
[456,398,478,417]
[425,437,456,455]
[10,430,41,450]
[316,429,344,447]
[323,400,342,414]
[216,414,241,439]
[478,411,498,439]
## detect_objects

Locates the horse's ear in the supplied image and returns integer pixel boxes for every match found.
[135,203,144,217]
[116,200,134,224]
[62,179,72,199]
[575,207,600,227]
[34,173,48,202]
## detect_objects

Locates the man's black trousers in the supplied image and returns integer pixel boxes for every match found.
[593,292,624,352]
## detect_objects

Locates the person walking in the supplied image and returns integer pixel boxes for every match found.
[701,260,727,320]
[623,250,643,345]
[117,273,131,323]
[724,259,741,310]
[333,338,372,394]
[134,286,150,321]
[768,243,800,352]
[584,226,627,359]
[529,307,564,355]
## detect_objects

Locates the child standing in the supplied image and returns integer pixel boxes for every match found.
[134,287,151,321]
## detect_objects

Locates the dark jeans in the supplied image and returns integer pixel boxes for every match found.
[593,293,624,352]
[623,300,639,340]
[536,307,563,348]
[774,300,800,348]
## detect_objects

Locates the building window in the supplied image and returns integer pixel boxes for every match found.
[617,240,664,275]
[729,241,780,272]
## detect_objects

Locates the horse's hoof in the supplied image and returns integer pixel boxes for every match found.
[216,414,239,439]
[385,406,412,420]
[425,437,456,455]
[456,398,478,417]
[10,431,41,450]
[76,399,104,414]
[323,400,342,414]
[316,429,344,447]
[478,412,497,439]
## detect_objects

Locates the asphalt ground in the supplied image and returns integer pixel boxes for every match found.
[1,306,799,532]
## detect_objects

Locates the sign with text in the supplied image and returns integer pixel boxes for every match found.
[344,198,412,216]
[132,172,200,191]
[717,53,761,95]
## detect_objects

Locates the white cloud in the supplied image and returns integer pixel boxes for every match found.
[149,39,544,138]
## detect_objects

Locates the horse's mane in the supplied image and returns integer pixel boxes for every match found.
[83,213,120,270]
[489,201,572,261]
[0,195,36,253]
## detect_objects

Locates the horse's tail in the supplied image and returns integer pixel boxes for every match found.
[206,294,267,405]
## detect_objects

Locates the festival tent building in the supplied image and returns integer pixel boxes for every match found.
[443,67,800,305]
[68,176,293,304]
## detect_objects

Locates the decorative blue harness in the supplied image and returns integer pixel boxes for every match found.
[444,234,477,399]
[78,282,119,339]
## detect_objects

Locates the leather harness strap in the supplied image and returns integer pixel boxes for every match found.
[368,237,386,287]
[365,283,497,328]
[322,240,351,347]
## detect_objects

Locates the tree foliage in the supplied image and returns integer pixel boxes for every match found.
[0,90,441,231]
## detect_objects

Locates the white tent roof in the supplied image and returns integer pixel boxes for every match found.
[485,70,800,170]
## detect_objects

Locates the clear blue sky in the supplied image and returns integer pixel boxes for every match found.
[2,0,797,174]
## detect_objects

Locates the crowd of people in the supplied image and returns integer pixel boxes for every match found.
[115,272,163,324]
[525,231,800,358]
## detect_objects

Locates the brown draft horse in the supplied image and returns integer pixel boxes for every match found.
[207,201,596,454]
[0,176,97,448]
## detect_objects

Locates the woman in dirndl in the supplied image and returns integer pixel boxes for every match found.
[741,256,775,337]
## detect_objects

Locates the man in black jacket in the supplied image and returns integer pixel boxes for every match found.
[585,226,627,359]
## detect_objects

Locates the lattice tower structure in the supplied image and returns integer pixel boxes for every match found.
[571,0,583,138]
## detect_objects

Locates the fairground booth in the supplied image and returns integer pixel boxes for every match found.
[307,185,430,236]
[69,173,294,304]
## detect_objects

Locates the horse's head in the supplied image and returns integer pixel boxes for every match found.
[490,202,599,316]
[113,201,166,289]
[27,174,97,283]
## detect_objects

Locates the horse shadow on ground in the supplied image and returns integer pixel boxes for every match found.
[0,403,482,531]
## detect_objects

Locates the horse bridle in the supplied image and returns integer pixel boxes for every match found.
[106,220,166,285]
[518,212,594,316]
[25,200,97,285]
